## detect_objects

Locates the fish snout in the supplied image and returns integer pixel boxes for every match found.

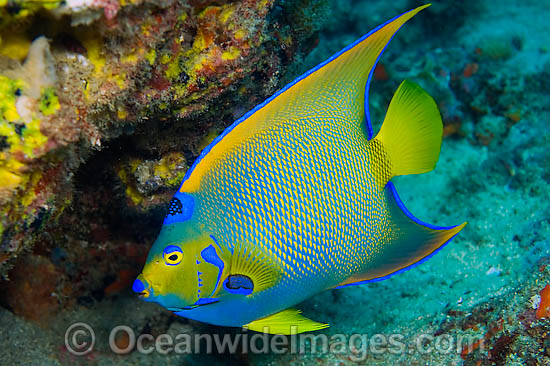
[132,274,151,299]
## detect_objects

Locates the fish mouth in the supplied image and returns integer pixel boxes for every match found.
[174,305,198,311]
[137,290,150,298]
[168,299,218,312]
[133,275,154,299]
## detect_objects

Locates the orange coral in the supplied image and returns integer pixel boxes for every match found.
[461,319,504,359]
[443,122,462,137]
[463,63,479,78]
[504,110,521,123]
[0,254,62,324]
[536,284,550,319]
[373,62,389,81]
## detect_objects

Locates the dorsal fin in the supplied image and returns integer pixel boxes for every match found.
[180,5,431,192]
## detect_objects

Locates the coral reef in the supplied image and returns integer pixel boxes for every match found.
[0,0,325,285]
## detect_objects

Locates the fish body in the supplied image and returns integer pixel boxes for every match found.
[133,4,466,334]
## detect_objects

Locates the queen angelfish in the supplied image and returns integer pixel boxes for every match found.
[132,4,466,335]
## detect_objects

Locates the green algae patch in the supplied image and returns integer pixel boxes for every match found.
[0,75,24,122]
[0,76,49,159]
[116,152,188,208]
[0,0,62,30]
[0,0,322,285]
[0,156,24,192]
[0,33,31,61]
[145,49,156,65]
[152,152,188,187]
[116,158,145,206]
[20,119,48,157]
[39,87,60,116]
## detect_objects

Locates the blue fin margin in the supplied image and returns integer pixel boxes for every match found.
[179,7,420,189]
[336,181,464,288]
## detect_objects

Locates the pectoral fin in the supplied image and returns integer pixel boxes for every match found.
[215,241,282,297]
[243,309,329,335]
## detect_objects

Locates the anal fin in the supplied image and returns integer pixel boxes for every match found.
[243,309,329,335]
[337,182,466,288]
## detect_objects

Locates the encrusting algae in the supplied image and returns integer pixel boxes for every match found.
[0,0,323,279]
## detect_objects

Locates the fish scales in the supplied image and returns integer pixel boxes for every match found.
[132,5,466,334]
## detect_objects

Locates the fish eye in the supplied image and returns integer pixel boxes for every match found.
[163,245,183,266]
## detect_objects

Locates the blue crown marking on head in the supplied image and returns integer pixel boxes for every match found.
[163,192,195,225]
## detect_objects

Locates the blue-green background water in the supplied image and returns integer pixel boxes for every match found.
[1,0,549,365]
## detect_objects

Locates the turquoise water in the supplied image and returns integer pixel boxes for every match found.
[1,1,549,365]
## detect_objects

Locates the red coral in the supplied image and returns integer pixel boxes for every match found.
[373,62,389,81]
[0,255,63,325]
[462,62,479,78]
[536,284,550,319]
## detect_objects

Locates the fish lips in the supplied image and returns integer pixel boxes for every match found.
[168,297,219,312]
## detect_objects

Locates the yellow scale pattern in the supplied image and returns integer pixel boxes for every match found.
[195,114,394,302]
[177,5,429,313]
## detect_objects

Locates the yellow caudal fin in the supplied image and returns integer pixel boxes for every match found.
[374,80,443,178]
[243,309,329,335]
